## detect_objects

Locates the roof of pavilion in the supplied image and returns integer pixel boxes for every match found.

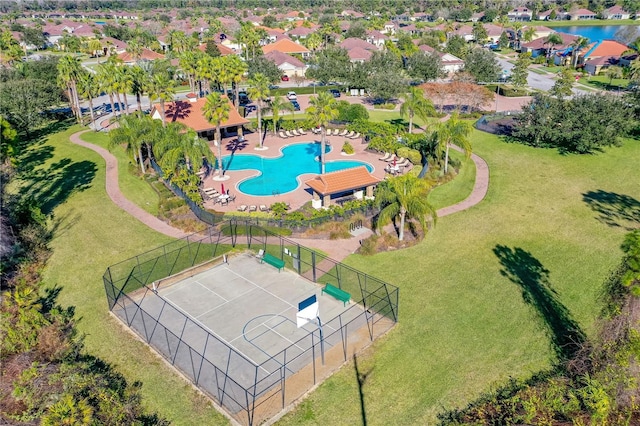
[150,96,249,132]
[305,166,380,195]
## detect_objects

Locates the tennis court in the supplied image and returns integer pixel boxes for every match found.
[128,252,364,387]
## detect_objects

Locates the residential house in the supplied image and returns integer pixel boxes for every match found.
[262,38,311,59]
[452,24,475,42]
[569,8,597,20]
[577,39,631,74]
[264,50,308,76]
[339,37,379,52]
[602,5,631,20]
[471,12,485,22]
[150,95,249,140]
[412,12,432,22]
[287,25,317,40]
[399,23,427,37]
[507,7,533,21]
[346,47,373,63]
[197,42,236,56]
[366,30,388,48]
[341,10,365,19]
[484,24,504,43]
[417,44,463,73]
[381,22,398,35]
[100,37,128,56]
[117,47,164,64]
[537,9,569,21]
[520,32,579,57]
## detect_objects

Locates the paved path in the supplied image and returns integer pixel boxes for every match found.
[70,130,189,239]
[69,129,489,261]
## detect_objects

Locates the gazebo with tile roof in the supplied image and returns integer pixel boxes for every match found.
[305,166,380,209]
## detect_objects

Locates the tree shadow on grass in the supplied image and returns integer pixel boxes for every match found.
[582,190,640,230]
[493,245,585,364]
[22,158,97,215]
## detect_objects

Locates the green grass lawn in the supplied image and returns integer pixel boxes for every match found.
[80,131,160,215]
[534,19,636,27]
[18,121,640,425]
[11,125,227,426]
[277,131,640,425]
[578,75,630,92]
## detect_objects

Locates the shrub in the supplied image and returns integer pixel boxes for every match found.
[337,102,369,122]
[396,147,422,164]
[342,140,354,154]
[373,103,396,110]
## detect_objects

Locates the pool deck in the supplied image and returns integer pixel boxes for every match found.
[203,130,401,213]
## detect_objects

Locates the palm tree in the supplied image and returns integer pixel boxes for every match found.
[128,65,148,112]
[605,66,623,90]
[227,55,248,112]
[375,174,437,241]
[305,92,339,174]
[202,92,230,175]
[125,39,143,62]
[247,73,271,147]
[155,122,214,174]
[544,33,563,65]
[179,50,200,94]
[523,26,537,43]
[266,96,294,133]
[86,38,102,58]
[432,112,473,174]
[114,64,133,115]
[400,86,436,133]
[570,36,589,68]
[76,71,100,129]
[109,114,160,174]
[147,73,176,126]
[56,55,83,123]
[95,62,118,118]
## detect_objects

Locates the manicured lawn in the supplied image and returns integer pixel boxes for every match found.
[578,75,630,91]
[533,19,636,27]
[21,121,640,425]
[11,125,227,426]
[278,131,640,424]
[80,131,160,215]
[428,150,476,210]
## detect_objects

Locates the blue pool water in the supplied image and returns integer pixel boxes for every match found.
[554,25,638,43]
[223,142,373,196]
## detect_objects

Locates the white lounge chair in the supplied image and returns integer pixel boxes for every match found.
[285,131,293,138]
[378,152,392,161]
[292,129,300,136]
[249,205,257,212]
[237,205,247,211]
[259,204,268,212]
[298,128,307,135]
[345,131,355,138]
[279,131,288,138]
[339,129,349,136]
[349,132,360,139]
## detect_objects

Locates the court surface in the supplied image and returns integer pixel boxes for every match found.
[130,251,364,386]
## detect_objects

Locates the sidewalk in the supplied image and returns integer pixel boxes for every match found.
[70,125,490,262]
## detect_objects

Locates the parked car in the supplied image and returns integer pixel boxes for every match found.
[238,92,250,105]
[281,75,289,81]
[287,91,297,100]
[244,104,257,115]
[290,100,300,111]
[329,89,341,98]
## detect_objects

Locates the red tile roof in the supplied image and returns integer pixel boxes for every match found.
[151,96,249,132]
[197,42,235,56]
[262,38,310,55]
[117,48,164,63]
[305,166,380,195]
[264,50,305,67]
[584,40,629,58]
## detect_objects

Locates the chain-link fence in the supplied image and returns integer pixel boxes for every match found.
[104,223,398,425]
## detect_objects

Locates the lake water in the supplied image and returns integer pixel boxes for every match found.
[553,25,639,43]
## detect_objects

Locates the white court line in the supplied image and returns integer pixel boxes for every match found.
[161,291,271,374]
[194,280,228,303]
[228,304,296,345]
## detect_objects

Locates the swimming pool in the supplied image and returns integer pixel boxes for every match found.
[223,142,373,196]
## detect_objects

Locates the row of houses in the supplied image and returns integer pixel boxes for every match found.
[507,5,633,22]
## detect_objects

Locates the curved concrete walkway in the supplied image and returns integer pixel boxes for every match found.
[69,129,489,261]
[70,130,189,239]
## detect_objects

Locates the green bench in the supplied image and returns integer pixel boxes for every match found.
[261,253,285,272]
[321,283,351,306]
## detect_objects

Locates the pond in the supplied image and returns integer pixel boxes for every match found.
[553,24,639,43]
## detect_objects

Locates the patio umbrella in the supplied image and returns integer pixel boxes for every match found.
[221,183,225,194]
[393,157,396,167]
